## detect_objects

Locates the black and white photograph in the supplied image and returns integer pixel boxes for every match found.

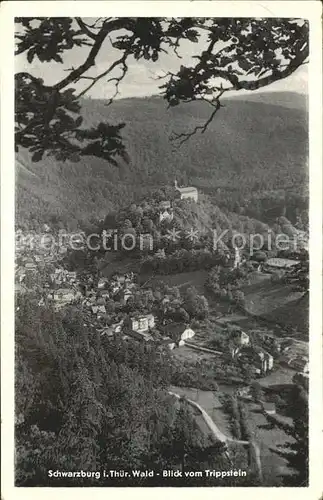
[1,1,322,496]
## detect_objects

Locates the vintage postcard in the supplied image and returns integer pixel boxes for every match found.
[1,1,322,499]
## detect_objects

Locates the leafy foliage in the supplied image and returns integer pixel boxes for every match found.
[15,17,308,161]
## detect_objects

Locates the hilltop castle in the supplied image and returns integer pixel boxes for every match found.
[174,179,198,202]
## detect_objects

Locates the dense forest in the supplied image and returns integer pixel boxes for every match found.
[15,294,255,487]
[16,92,308,230]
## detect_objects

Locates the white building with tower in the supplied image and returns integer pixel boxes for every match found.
[174,179,198,202]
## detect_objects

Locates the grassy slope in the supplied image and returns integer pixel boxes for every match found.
[16,91,308,225]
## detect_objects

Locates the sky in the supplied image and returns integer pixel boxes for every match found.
[15,21,308,100]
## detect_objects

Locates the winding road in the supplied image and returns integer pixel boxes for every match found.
[168,390,263,481]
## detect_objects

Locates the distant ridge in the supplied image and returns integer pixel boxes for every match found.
[16,91,308,227]
[223,91,308,112]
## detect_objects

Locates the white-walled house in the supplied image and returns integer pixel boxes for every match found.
[127,314,155,334]
[166,323,196,346]
[174,180,198,202]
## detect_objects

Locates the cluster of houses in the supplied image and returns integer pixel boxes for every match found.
[15,213,309,378]
[16,242,199,350]
[33,259,198,350]
[94,306,196,350]
[229,328,274,376]
[15,227,78,288]
[280,339,309,375]
[231,328,309,377]
[80,272,136,319]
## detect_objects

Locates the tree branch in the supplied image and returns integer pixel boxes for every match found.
[76,53,129,99]
[171,88,227,146]
[220,45,309,91]
[53,18,127,92]
[75,18,98,40]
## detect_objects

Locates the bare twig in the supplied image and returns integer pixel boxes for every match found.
[171,88,228,146]
[105,59,129,105]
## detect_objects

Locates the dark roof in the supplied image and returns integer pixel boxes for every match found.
[163,323,188,341]
[262,402,276,410]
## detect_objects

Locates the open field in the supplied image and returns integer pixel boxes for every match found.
[144,268,308,336]
[172,345,217,364]
[141,270,208,294]
[170,385,232,438]
[241,273,308,334]
[100,255,139,277]
[258,367,297,388]
[244,401,296,485]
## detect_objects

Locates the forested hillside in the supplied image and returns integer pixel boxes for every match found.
[16,92,308,229]
[16,295,243,486]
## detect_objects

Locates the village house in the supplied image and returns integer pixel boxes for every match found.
[239,331,250,345]
[233,247,242,269]
[140,233,154,250]
[25,262,37,271]
[287,356,309,374]
[159,209,174,223]
[111,273,126,285]
[51,268,67,284]
[67,271,77,283]
[16,268,26,283]
[98,290,110,300]
[281,340,309,370]
[165,323,196,347]
[96,297,106,306]
[98,277,108,289]
[238,346,274,375]
[159,336,176,350]
[230,329,250,346]
[82,298,93,308]
[248,260,263,272]
[155,248,166,259]
[174,179,198,202]
[255,348,274,374]
[102,229,114,239]
[109,272,135,293]
[260,332,283,352]
[116,288,133,304]
[264,258,300,271]
[48,288,76,305]
[91,304,106,316]
[261,401,276,415]
[127,329,153,342]
[97,320,123,338]
[159,200,172,210]
[126,313,155,333]
[228,326,250,353]
[43,255,55,264]
[237,386,253,401]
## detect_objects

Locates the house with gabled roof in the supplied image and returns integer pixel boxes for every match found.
[126,313,155,334]
[164,323,195,347]
[174,179,198,202]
